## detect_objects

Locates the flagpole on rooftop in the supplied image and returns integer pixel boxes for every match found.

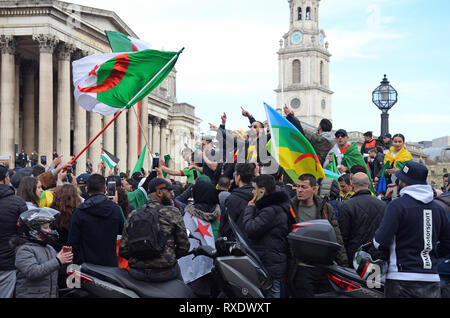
[68,48,185,169]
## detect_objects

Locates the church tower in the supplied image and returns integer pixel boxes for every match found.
[276,0,333,128]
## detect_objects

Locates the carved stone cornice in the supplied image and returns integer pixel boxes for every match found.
[57,43,76,61]
[0,35,16,55]
[32,34,59,54]
[0,7,51,17]
[72,50,86,61]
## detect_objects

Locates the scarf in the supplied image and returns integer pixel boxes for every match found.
[383,146,412,170]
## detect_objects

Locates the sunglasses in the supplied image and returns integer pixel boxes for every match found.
[335,134,347,138]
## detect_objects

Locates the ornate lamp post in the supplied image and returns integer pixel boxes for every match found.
[372,75,398,137]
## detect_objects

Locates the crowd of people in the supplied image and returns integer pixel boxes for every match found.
[0,106,449,299]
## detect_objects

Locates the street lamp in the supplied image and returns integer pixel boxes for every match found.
[372,74,398,137]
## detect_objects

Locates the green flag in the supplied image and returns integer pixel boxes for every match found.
[327,153,339,175]
[341,143,376,194]
[105,31,152,52]
[162,154,171,178]
[132,145,147,175]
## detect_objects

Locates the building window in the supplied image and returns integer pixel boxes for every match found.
[320,61,324,85]
[293,59,301,83]
[306,7,311,20]
[298,7,302,20]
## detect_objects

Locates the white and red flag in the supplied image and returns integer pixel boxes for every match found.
[178,211,216,284]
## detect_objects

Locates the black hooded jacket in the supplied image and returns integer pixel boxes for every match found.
[219,184,254,241]
[0,184,28,270]
[68,194,124,267]
[243,191,290,279]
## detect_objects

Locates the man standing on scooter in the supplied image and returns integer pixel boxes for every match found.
[374,161,450,298]
[288,174,348,297]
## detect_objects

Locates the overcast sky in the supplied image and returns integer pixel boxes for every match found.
[71,0,450,143]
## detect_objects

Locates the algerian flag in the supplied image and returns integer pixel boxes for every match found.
[101,148,120,169]
[73,49,182,116]
[132,145,147,175]
[105,31,151,52]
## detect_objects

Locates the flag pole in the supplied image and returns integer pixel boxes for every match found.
[69,106,127,166]
[130,103,153,166]
[68,48,185,168]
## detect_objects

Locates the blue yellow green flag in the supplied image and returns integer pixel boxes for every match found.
[265,103,325,182]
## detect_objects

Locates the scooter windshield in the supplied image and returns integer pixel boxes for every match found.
[228,216,267,274]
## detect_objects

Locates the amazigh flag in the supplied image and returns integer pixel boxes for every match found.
[265,103,325,182]
[105,31,151,52]
[100,148,119,169]
[132,145,147,175]
[178,211,215,284]
[73,49,182,116]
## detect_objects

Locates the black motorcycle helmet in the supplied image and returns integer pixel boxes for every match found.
[17,208,60,245]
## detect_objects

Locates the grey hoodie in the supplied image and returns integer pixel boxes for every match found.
[14,241,60,298]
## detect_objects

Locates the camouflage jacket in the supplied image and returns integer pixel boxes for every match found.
[119,199,190,270]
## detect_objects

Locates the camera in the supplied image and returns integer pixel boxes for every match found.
[107,181,116,199]
[152,153,160,171]
[40,155,47,166]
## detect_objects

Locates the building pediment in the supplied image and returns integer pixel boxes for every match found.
[0,0,136,53]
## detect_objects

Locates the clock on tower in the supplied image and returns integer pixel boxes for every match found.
[275,0,334,128]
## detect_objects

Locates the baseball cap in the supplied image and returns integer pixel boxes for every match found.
[395,161,428,186]
[383,133,392,139]
[335,129,348,137]
[147,178,175,193]
[76,173,91,185]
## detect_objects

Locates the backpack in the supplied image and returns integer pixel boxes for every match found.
[127,204,168,260]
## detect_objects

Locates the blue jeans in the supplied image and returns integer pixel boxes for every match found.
[264,279,281,298]
[0,270,16,298]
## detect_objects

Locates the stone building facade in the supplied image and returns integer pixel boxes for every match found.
[0,0,201,173]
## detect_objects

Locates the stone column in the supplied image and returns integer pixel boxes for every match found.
[33,34,58,164]
[56,43,74,160]
[103,115,115,157]
[14,55,21,150]
[152,118,161,155]
[22,60,37,155]
[73,51,87,171]
[0,35,16,167]
[140,97,150,169]
[148,117,153,153]
[127,107,138,173]
[116,109,127,174]
[88,112,103,172]
[160,120,168,157]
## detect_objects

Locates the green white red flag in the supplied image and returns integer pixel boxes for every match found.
[105,30,151,52]
[73,49,181,116]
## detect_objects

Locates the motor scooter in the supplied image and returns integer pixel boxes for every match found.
[61,217,272,298]
[288,220,385,298]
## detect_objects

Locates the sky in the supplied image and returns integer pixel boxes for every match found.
[70,0,450,143]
